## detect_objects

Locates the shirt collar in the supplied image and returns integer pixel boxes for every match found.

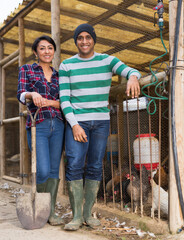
[32,63,58,76]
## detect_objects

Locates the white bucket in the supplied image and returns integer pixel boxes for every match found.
[133,133,159,170]
[123,96,148,112]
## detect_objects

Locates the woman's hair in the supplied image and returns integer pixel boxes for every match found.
[32,35,56,52]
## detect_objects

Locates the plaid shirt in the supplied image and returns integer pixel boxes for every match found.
[17,63,63,129]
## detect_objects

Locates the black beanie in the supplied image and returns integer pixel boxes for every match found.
[73,23,96,45]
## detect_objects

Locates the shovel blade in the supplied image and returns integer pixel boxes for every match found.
[16,192,51,230]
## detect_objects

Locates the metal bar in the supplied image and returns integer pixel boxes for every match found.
[148,87,154,219]
[117,103,123,210]
[102,158,106,205]
[126,97,133,212]
[109,121,115,209]
[137,98,143,217]
[158,92,162,221]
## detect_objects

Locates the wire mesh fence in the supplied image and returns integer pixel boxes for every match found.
[97,87,169,221]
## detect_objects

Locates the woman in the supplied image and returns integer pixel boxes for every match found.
[17,35,65,226]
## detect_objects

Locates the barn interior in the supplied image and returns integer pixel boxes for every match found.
[0,0,169,222]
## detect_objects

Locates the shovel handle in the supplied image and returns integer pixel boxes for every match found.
[26,99,40,194]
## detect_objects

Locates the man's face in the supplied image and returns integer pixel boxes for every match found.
[76,31,95,58]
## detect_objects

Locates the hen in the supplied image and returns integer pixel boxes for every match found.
[126,165,150,213]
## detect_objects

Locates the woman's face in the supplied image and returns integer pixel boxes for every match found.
[34,40,55,64]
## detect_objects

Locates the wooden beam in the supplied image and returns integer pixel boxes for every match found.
[1,67,5,177]
[18,17,29,185]
[0,39,4,177]
[105,28,169,55]
[109,71,168,101]
[2,175,21,183]
[60,0,137,43]
[88,1,137,26]
[37,2,169,32]
[0,49,19,66]
[24,20,51,33]
[0,0,44,37]
[2,56,19,69]
[78,0,169,22]
[18,18,25,66]
[2,37,32,47]
[3,117,20,124]
[2,32,168,61]
[169,0,184,233]
[51,0,61,70]
[134,54,169,70]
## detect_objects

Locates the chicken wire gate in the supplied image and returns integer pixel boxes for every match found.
[97,88,169,221]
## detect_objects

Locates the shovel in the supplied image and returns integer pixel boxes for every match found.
[16,102,51,230]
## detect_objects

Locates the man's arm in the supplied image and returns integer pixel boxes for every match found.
[110,56,141,98]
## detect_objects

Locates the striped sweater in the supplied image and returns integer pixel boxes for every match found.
[59,52,141,127]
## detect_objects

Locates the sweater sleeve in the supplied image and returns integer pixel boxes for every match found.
[109,56,141,80]
[59,62,78,127]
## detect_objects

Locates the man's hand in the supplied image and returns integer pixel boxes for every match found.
[72,124,88,143]
[126,75,140,98]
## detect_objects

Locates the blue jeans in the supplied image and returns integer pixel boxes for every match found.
[27,118,65,184]
[65,120,110,181]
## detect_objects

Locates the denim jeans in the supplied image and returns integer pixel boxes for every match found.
[65,120,110,181]
[27,117,65,184]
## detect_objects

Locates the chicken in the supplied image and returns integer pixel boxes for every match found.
[105,165,150,212]
[114,178,131,204]
[126,165,150,213]
[153,166,168,191]
[151,171,168,217]
[105,165,138,196]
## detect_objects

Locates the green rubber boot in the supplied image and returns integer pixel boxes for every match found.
[64,179,84,231]
[36,181,47,193]
[83,179,101,227]
[45,178,64,226]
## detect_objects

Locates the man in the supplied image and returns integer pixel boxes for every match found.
[59,23,141,231]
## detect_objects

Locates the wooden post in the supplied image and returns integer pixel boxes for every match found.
[18,18,29,185]
[51,0,61,70]
[51,0,65,195]
[169,1,184,233]
[0,39,4,177]
[1,67,6,178]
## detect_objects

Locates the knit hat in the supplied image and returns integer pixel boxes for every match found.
[73,23,96,45]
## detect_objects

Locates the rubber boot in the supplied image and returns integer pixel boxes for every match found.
[83,179,101,227]
[45,178,64,226]
[64,179,83,231]
[36,181,47,193]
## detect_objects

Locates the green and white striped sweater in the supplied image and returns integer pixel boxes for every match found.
[59,52,141,127]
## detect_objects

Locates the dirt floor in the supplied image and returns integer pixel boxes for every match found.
[1,180,184,240]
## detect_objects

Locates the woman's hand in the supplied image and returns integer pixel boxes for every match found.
[25,92,60,108]
[30,92,47,108]
[72,124,88,143]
